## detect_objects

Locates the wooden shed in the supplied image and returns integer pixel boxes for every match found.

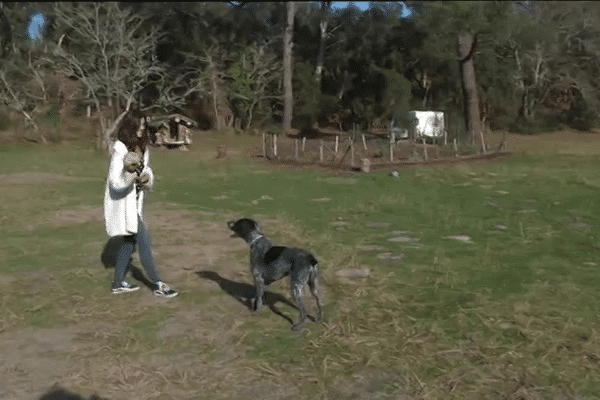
[149,114,196,151]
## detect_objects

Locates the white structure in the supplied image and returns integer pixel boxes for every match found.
[390,111,446,142]
[411,111,445,138]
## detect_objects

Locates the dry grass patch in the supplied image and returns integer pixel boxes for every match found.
[485,130,600,156]
[0,172,100,185]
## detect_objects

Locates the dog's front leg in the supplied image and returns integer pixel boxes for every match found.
[253,273,265,313]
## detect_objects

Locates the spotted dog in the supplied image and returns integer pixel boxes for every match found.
[227,218,322,331]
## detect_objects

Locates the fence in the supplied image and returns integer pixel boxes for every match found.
[261,124,470,168]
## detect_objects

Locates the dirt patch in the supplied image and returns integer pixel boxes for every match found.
[0,322,118,400]
[0,172,100,185]
[141,209,245,286]
[3,204,312,399]
[485,129,600,155]
[330,368,416,399]
[50,206,104,226]
[21,206,104,231]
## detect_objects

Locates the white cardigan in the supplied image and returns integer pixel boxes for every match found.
[103,140,154,237]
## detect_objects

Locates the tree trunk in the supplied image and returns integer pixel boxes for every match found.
[283,1,296,133]
[208,55,222,130]
[313,4,329,130]
[457,32,483,148]
[316,21,327,77]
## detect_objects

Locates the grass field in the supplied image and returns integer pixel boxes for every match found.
[1,130,599,399]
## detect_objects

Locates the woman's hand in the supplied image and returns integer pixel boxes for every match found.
[137,171,152,190]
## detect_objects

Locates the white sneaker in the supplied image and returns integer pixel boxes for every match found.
[153,281,178,298]
[111,280,140,294]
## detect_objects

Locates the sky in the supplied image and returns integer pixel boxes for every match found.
[331,2,371,11]
[28,13,45,41]
[332,1,410,16]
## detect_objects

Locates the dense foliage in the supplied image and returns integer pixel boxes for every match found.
[1,1,599,143]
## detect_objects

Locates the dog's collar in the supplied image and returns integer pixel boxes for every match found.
[248,235,263,247]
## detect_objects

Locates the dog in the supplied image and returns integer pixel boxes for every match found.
[227,218,322,331]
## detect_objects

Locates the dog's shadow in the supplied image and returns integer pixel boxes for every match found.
[196,270,303,325]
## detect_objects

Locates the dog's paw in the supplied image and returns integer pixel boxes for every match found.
[291,320,307,333]
[251,300,262,314]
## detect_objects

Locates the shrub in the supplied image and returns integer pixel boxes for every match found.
[0,111,10,131]
[42,102,62,143]
[509,116,557,135]
[564,96,598,132]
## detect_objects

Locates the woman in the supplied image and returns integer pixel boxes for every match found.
[102,107,178,298]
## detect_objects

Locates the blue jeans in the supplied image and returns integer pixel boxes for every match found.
[101,216,161,285]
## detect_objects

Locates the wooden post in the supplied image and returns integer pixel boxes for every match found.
[216,145,227,159]
[389,131,394,162]
[422,136,428,161]
[499,130,506,152]
[362,134,367,151]
[335,135,339,153]
[350,137,355,167]
[319,139,324,163]
[361,158,370,173]
[453,138,458,158]
[295,139,299,159]
[481,117,487,154]
[273,134,278,158]
[480,129,487,155]
[351,124,357,167]
[263,132,267,157]
[302,136,306,152]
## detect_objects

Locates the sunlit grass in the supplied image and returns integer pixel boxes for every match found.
[1,131,600,398]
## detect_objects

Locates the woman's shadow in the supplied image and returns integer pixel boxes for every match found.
[196,270,301,325]
[100,237,157,290]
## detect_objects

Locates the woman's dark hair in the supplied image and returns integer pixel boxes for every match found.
[116,107,150,152]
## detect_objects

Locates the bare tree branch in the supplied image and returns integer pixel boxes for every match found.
[47,2,175,150]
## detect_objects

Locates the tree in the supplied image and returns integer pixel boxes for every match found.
[539,1,600,129]
[495,3,558,123]
[0,3,12,59]
[0,50,49,133]
[194,46,232,131]
[314,2,333,84]
[151,2,278,130]
[0,3,58,135]
[330,4,410,129]
[227,41,282,128]
[283,1,296,133]
[49,2,167,149]
[457,30,482,145]
[414,1,512,146]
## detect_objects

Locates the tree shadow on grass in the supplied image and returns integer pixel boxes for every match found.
[196,270,303,325]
